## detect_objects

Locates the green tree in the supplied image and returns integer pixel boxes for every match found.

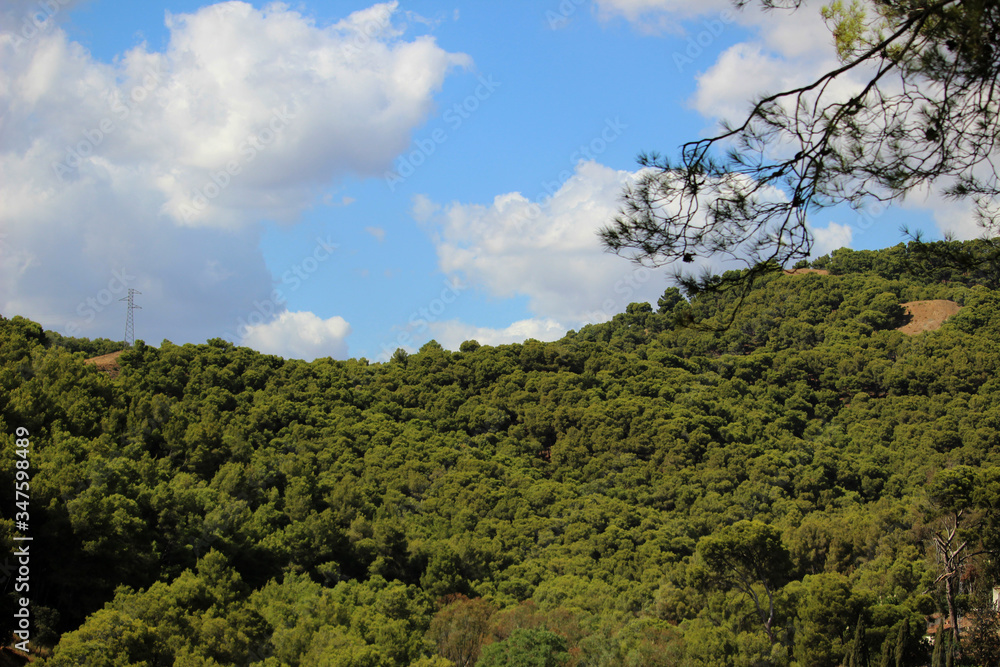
[428,596,496,667]
[847,614,870,667]
[877,634,893,667]
[657,287,685,314]
[790,573,863,667]
[928,465,982,647]
[931,620,946,667]
[475,628,569,667]
[894,619,918,667]
[962,583,1000,667]
[45,607,167,667]
[697,520,792,644]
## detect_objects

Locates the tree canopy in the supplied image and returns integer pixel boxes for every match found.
[1,242,1000,665]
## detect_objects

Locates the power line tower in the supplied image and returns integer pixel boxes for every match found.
[120,288,141,347]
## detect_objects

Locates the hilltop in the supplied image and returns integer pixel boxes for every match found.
[2,241,1000,666]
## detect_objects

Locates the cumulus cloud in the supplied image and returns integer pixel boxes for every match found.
[594,0,733,31]
[592,0,847,126]
[0,0,81,39]
[690,43,788,122]
[18,0,469,228]
[240,311,351,361]
[427,317,569,351]
[809,221,854,258]
[599,1,943,251]
[897,186,984,241]
[416,160,677,329]
[0,1,467,356]
[686,10,976,243]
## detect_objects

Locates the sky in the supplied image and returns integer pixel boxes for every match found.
[0,0,974,362]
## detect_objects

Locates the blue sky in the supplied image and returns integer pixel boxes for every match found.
[0,0,958,361]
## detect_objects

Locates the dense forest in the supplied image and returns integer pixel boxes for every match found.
[3,241,1000,666]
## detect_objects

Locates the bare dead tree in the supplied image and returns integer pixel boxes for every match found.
[933,508,970,647]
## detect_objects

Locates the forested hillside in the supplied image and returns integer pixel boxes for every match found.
[3,242,1000,666]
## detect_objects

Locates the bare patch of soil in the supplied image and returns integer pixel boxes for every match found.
[782,268,830,275]
[84,350,124,378]
[896,300,962,335]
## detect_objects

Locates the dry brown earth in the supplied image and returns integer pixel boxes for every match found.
[782,268,830,275]
[84,350,124,378]
[896,300,962,335]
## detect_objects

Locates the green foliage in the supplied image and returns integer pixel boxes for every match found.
[4,242,1000,665]
[475,628,569,667]
[961,584,1000,666]
[847,614,870,667]
[821,0,868,61]
[428,596,496,667]
[787,573,862,667]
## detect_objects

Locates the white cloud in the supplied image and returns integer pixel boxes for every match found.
[594,0,733,31]
[691,42,788,122]
[0,0,82,42]
[416,160,676,328]
[241,311,351,361]
[0,2,467,347]
[809,221,854,257]
[899,186,984,241]
[427,317,569,351]
[86,0,465,227]
[686,9,979,244]
[593,0,848,127]
[688,7,855,128]
[750,4,837,60]
[411,193,440,223]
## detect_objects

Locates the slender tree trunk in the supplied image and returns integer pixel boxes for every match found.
[734,571,777,645]
[944,574,960,646]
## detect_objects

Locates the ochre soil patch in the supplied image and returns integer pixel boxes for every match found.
[897,300,962,335]
[84,350,124,378]
[782,268,830,275]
